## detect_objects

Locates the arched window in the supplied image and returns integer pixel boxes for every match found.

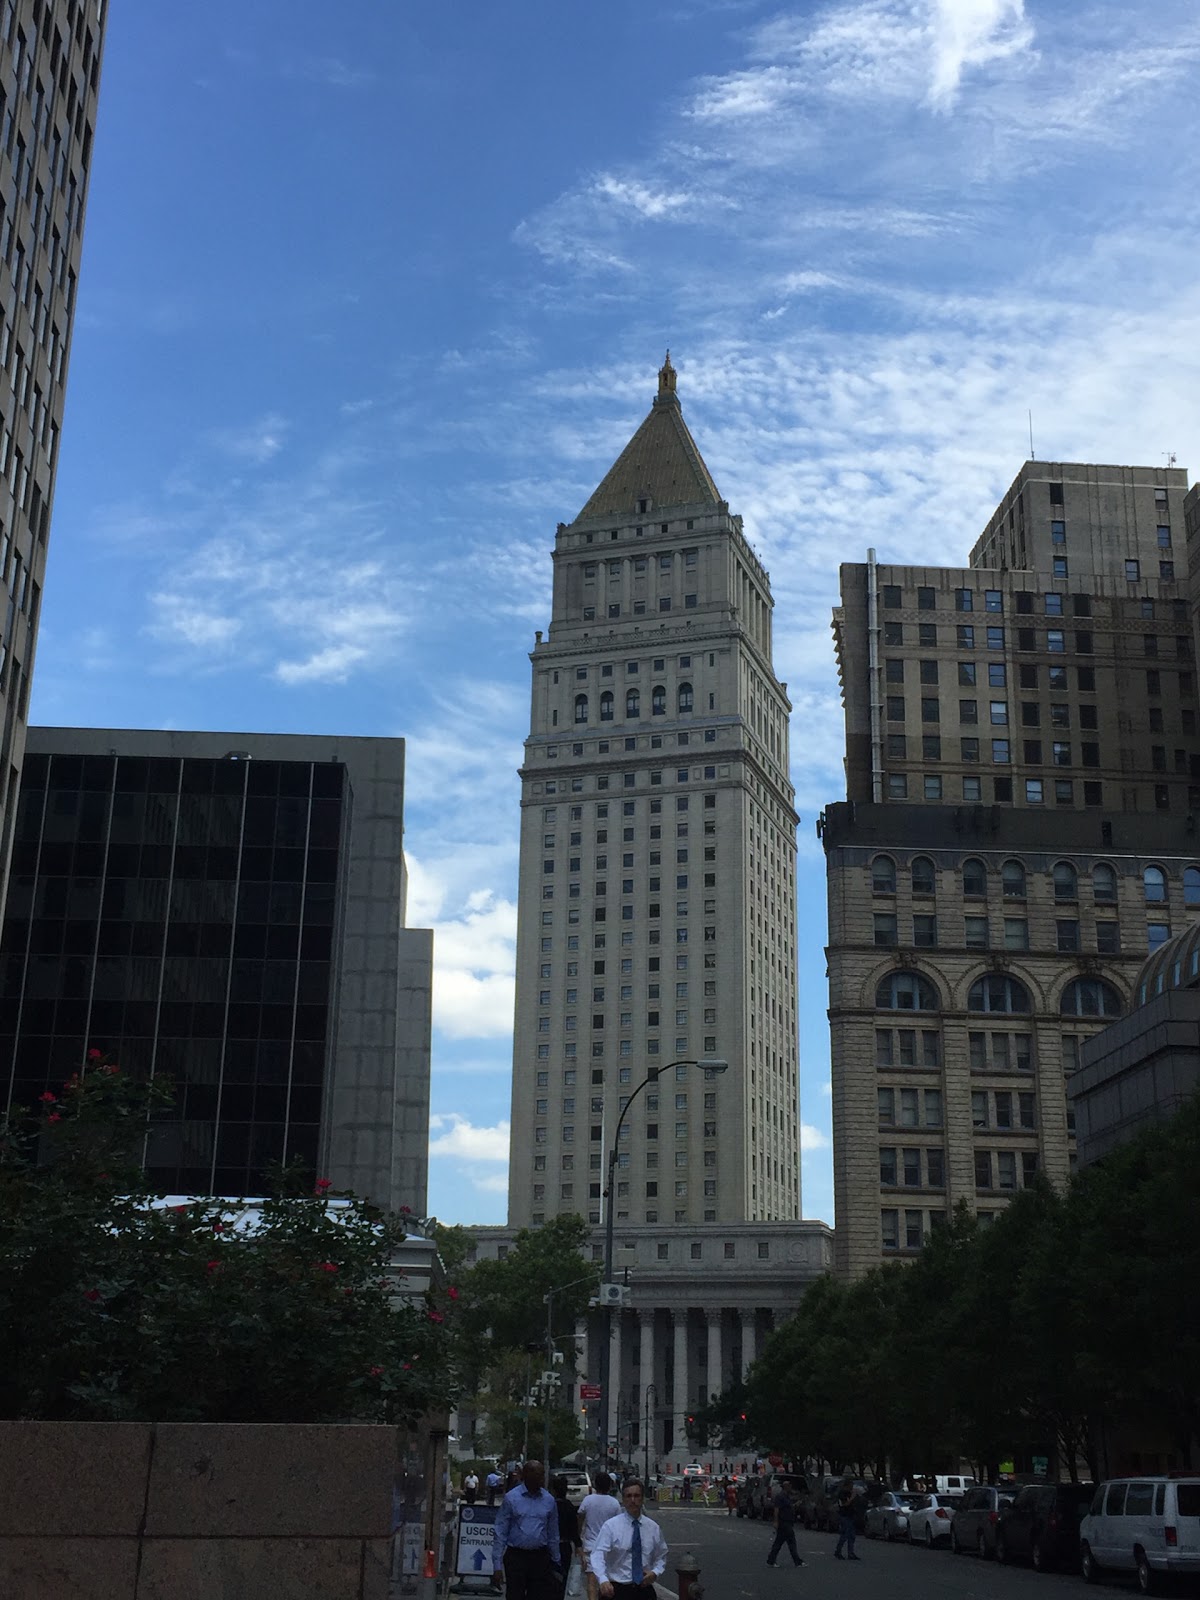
[626,689,640,719]
[871,856,896,895]
[1144,865,1167,903]
[1053,861,1078,901]
[875,971,939,1011]
[651,685,666,716]
[1002,860,1026,899]
[574,694,588,724]
[911,856,936,896]
[1060,978,1122,1018]
[968,974,1031,1013]
[1185,866,1200,906]
[963,858,987,897]
[599,692,614,722]
[678,682,693,714]
[1092,863,1117,903]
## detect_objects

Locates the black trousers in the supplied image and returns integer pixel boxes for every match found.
[608,1585,649,1600]
[503,1546,557,1600]
[767,1524,802,1565]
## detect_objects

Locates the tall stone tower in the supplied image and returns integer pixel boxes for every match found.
[508,355,801,1228]
[0,1,106,897]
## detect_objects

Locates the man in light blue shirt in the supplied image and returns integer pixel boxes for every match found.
[493,1460,560,1600]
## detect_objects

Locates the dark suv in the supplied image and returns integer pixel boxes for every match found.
[951,1486,1014,1558]
[996,1482,1094,1571]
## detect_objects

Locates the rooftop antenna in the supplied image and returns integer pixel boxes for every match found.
[1166,452,1177,468]
[1028,411,1035,460]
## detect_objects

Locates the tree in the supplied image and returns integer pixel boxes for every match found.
[0,1063,457,1424]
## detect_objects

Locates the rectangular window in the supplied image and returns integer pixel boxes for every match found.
[1125,559,1140,581]
[991,739,1010,763]
[919,659,938,684]
[965,915,989,948]
[1047,629,1065,652]
[958,662,977,685]
[961,737,979,762]
[879,1147,897,1185]
[987,625,1004,649]
[985,590,1003,612]
[881,1209,899,1250]
[957,625,974,648]
[877,1088,895,1125]
[974,1150,992,1189]
[955,589,973,611]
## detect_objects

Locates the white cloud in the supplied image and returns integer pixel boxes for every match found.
[800,1123,831,1152]
[207,413,288,465]
[273,642,368,685]
[428,1114,510,1164]
[927,0,1034,111]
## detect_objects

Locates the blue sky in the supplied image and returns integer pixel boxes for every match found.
[33,0,1200,1227]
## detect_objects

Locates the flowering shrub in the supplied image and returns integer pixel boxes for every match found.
[0,1065,458,1424]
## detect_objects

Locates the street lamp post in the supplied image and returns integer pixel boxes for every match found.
[541,1273,594,1468]
[596,1058,729,1472]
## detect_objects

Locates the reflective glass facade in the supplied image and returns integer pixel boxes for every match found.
[1,750,347,1193]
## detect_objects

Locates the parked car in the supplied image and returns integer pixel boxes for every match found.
[1080,1476,1200,1594]
[865,1492,918,1542]
[996,1481,1094,1571]
[951,1485,1014,1558]
[907,1493,964,1546]
[737,1473,772,1519]
[812,1479,868,1534]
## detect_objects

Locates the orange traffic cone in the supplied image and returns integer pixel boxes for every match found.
[423,1549,437,1579]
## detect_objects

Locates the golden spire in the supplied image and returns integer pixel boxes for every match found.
[657,349,677,396]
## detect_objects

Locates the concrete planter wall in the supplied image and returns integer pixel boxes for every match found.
[0,1421,440,1600]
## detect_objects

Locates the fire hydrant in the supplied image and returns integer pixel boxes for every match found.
[675,1550,704,1600]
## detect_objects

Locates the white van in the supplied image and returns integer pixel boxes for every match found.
[935,1475,977,1495]
[1079,1476,1200,1593]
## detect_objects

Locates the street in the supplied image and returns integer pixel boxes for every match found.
[651,1504,1113,1600]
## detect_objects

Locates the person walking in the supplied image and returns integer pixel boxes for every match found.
[487,1468,503,1506]
[765,1482,805,1568]
[589,1479,668,1600]
[578,1473,622,1600]
[493,1460,561,1600]
[833,1479,861,1561]
[463,1470,480,1504]
[551,1475,583,1600]
[724,1479,737,1517]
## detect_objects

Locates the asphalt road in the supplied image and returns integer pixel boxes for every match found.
[650,1503,1119,1600]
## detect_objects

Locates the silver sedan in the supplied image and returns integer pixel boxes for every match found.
[865,1492,918,1542]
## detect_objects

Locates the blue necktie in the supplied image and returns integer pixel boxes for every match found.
[631,1518,643,1584]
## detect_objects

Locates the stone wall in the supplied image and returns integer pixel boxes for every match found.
[0,1421,432,1600]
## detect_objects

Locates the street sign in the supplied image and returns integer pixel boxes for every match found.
[580,1383,602,1401]
[1032,1455,1049,1477]
[456,1504,498,1577]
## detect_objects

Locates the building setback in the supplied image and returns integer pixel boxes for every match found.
[0,1,106,897]
[508,355,802,1229]
[0,728,432,1214]
[826,459,1200,1278]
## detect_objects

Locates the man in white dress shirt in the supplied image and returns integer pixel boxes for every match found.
[589,1480,668,1599]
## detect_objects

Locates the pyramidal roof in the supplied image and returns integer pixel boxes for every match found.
[575,353,722,521]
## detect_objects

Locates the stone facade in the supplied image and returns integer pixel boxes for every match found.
[467,1219,831,1466]
[0,3,106,901]
[508,357,801,1228]
[826,458,1200,1277]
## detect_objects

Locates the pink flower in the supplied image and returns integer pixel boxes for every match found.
[447,1286,460,1300]
[318,1262,338,1274]
[369,1365,384,1377]
[172,1204,190,1214]
[212,1222,225,1233]
[46,1112,61,1124]
[86,1048,103,1061]
[427,1311,444,1325]
[38,1091,56,1103]
[399,1204,412,1214]
[402,1362,411,1370]
[84,1289,101,1303]
[206,1260,220,1274]
[314,1177,333,1193]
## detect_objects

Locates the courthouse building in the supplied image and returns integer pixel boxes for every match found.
[825,460,1200,1278]
[497,356,830,1464]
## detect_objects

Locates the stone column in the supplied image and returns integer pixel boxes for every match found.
[606,1310,623,1456]
[672,1309,688,1465]
[705,1309,723,1409]
[741,1308,757,1377]
[638,1310,656,1464]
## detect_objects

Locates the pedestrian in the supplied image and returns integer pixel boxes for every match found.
[833,1479,861,1562]
[589,1479,668,1600]
[493,1459,561,1600]
[487,1468,503,1506]
[680,1476,691,1504]
[725,1479,737,1517]
[765,1482,805,1568]
[578,1472,622,1600]
[464,1469,480,1504]
[551,1475,583,1600]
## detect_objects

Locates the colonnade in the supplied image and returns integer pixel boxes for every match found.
[574,1305,767,1470]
